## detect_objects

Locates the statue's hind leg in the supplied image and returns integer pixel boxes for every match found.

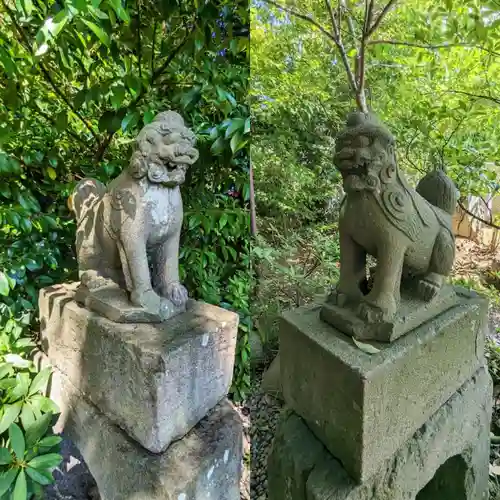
[417,227,455,301]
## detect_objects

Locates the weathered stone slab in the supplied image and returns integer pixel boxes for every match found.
[47,363,242,500]
[320,284,458,342]
[74,280,186,323]
[39,283,239,453]
[280,287,488,482]
[268,367,492,500]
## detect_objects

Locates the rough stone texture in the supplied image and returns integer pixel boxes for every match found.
[69,111,199,322]
[74,281,184,323]
[324,112,458,340]
[321,284,458,342]
[260,352,283,399]
[280,288,488,482]
[39,283,239,453]
[268,367,492,500]
[47,365,242,500]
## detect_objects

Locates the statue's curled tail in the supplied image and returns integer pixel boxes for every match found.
[68,178,107,225]
[416,169,458,215]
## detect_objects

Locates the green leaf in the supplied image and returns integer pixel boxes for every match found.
[0,403,22,435]
[25,412,53,448]
[121,111,139,132]
[225,118,245,139]
[26,467,54,486]
[352,338,381,355]
[230,131,246,154]
[210,137,225,155]
[144,110,155,124]
[8,373,31,403]
[81,19,110,47]
[110,86,126,110]
[0,448,12,465]
[108,0,130,22]
[38,435,62,449]
[9,423,25,460]
[28,453,63,471]
[12,469,26,500]
[20,403,35,431]
[28,367,52,397]
[0,271,9,296]
[4,355,31,369]
[244,117,250,134]
[21,0,33,15]
[0,363,13,379]
[0,468,18,497]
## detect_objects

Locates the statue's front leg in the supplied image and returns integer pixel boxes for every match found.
[153,229,188,308]
[358,244,405,322]
[117,233,162,314]
[328,231,367,306]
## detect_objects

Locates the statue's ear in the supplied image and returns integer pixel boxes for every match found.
[128,151,148,179]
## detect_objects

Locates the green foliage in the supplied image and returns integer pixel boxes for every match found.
[0,421,62,499]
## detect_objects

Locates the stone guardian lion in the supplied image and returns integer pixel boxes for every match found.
[329,112,458,323]
[68,111,199,321]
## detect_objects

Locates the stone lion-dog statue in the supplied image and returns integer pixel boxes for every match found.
[68,111,199,321]
[325,111,458,329]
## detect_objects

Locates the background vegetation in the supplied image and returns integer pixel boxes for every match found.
[0,0,249,497]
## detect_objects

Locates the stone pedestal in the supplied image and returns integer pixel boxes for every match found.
[268,367,491,500]
[268,287,492,500]
[39,283,242,500]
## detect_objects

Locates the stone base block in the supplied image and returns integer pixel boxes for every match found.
[268,367,492,500]
[48,364,242,500]
[39,283,239,453]
[280,288,488,482]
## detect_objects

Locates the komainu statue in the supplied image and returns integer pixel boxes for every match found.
[320,112,459,342]
[68,111,199,322]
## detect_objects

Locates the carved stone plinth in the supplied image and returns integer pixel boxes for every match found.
[279,287,488,482]
[320,284,458,342]
[268,367,491,500]
[40,283,238,453]
[44,362,242,500]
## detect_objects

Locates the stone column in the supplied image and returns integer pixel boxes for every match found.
[267,287,492,500]
[39,283,243,500]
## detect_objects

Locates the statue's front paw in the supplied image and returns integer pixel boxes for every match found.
[327,288,348,307]
[417,278,440,301]
[130,289,161,312]
[357,302,385,323]
[162,281,188,307]
[357,293,397,323]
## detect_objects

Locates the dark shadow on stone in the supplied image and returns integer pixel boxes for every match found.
[44,437,98,500]
[416,454,468,500]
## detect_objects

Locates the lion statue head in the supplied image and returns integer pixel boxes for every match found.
[128,111,199,187]
[334,112,397,193]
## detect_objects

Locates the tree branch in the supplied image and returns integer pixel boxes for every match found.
[356,0,373,113]
[366,0,398,38]
[446,90,500,105]
[33,106,88,147]
[341,0,357,40]
[94,17,198,162]
[137,1,143,79]
[324,0,358,94]
[458,200,500,230]
[151,21,157,84]
[367,39,500,57]
[1,0,99,140]
[263,0,337,44]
